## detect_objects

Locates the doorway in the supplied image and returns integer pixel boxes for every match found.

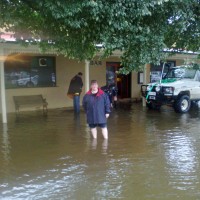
[106,62,131,99]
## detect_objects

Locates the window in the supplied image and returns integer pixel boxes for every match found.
[150,61,176,83]
[165,68,196,79]
[4,54,56,89]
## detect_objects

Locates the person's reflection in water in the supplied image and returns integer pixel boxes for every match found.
[73,113,81,134]
[102,139,108,154]
[90,138,108,154]
[91,139,97,150]
[74,113,80,123]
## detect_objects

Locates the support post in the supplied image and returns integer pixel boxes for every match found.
[142,64,148,107]
[85,60,90,92]
[0,49,7,123]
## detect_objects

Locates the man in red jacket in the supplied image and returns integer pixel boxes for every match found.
[82,80,111,139]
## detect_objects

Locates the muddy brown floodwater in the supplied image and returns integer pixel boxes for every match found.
[0,104,200,200]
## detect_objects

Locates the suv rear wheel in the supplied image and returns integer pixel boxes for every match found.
[174,95,191,113]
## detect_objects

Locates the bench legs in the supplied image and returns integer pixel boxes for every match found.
[43,105,48,116]
[15,106,20,118]
[15,106,48,118]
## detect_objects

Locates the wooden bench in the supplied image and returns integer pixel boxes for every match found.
[13,95,48,116]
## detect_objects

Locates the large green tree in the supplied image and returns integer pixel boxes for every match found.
[0,0,200,73]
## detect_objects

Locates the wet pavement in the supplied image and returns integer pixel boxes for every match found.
[0,104,200,200]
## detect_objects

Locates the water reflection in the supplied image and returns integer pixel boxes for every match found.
[0,106,200,199]
[1,123,11,181]
[91,138,97,150]
[89,138,108,154]
[2,123,10,162]
[163,131,198,190]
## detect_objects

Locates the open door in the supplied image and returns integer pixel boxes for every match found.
[106,62,131,99]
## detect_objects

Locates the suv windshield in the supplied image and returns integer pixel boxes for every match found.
[164,67,196,79]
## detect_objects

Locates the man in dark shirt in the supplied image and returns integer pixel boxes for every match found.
[67,72,83,114]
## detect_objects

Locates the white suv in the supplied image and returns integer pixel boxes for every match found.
[141,65,200,113]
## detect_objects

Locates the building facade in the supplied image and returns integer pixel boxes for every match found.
[0,42,199,123]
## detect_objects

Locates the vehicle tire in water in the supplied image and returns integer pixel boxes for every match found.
[174,95,191,113]
[146,102,161,110]
[146,102,153,109]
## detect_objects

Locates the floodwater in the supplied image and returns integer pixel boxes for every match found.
[1,104,200,200]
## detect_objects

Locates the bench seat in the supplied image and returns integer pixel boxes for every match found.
[13,95,48,116]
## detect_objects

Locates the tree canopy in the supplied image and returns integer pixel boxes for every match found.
[0,0,200,73]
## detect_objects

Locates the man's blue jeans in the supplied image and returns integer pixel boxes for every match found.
[73,95,80,113]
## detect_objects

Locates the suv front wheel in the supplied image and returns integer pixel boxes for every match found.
[146,102,161,110]
[174,95,191,113]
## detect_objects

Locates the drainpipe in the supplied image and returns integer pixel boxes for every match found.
[0,49,7,123]
[85,60,90,92]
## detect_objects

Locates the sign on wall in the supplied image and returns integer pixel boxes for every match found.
[90,60,102,66]
[4,55,56,88]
